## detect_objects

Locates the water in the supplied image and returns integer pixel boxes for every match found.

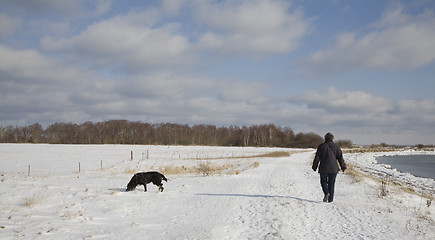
[376,155,435,179]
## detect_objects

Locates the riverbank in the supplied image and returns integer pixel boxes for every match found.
[376,154,435,179]
[345,150,435,193]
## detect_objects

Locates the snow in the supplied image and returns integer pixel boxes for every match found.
[0,144,434,239]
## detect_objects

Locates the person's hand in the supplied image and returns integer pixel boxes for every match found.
[312,166,317,172]
[341,166,347,172]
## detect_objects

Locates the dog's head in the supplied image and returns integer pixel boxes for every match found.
[126,176,138,191]
[126,184,136,192]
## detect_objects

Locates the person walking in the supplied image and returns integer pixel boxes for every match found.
[312,132,347,203]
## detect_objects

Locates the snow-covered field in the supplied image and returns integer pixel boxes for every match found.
[0,144,434,239]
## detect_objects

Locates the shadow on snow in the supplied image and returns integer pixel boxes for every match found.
[196,193,321,203]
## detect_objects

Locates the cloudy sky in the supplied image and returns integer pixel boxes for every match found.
[1,0,435,145]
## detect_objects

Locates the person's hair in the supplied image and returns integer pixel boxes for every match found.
[325,132,334,141]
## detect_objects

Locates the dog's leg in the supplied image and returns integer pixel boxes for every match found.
[143,184,147,192]
[158,185,164,192]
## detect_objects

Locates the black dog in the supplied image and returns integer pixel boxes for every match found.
[126,171,168,192]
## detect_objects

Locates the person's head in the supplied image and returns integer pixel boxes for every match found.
[325,132,334,142]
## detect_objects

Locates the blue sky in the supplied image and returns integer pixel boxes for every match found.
[1,0,435,145]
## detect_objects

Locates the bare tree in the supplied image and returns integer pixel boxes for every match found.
[0,121,325,148]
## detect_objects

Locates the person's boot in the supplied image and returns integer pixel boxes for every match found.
[323,193,330,202]
[328,195,333,203]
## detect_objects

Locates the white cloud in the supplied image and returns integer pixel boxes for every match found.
[40,0,312,70]
[284,87,435,144]
[111,71,270,113]
[162,0,186,15]
[0,45,107,124]
[399,99,435,114]
[93,0,112,17]
[0,42,274,126]
[194,0,311,57]
[0,14,21,38]
[115,72,216,101]
[398,99,435,125]
[291,87,395,114]
[198,32,224,50]
[0,45,87,83]
[303,7,435,74]
[41,11,193,72]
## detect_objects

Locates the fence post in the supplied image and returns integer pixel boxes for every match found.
[131,151,133,160]
[101,160,103,170]
[28,165,30,177]
[79,162,81,173]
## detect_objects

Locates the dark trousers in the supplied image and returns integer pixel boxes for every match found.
[320,173,337,202]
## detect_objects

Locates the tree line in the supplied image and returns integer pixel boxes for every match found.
[0,120,335,148]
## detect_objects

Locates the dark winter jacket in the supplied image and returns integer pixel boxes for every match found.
[312,140,346,174]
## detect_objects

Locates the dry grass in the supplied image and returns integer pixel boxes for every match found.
[123,167,137,174]
[345,164,434,203]
[256,151,291,158]
[380,174,390,197]
[157,150,289,176]
[126,150,288,177]
[343,146,435,154]
[23,196,38,207]
[195,161,238,176]
[197,160,261,176]
[197,161,220,176]
[252,161,260,168]
[342,148,402,154]
[344,163,365,183]
[193,151,291,160]
[156,165,198,175]
[345,165,396,197]
[155,160,261,177]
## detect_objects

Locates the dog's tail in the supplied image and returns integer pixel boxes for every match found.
[160,173,168,182]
